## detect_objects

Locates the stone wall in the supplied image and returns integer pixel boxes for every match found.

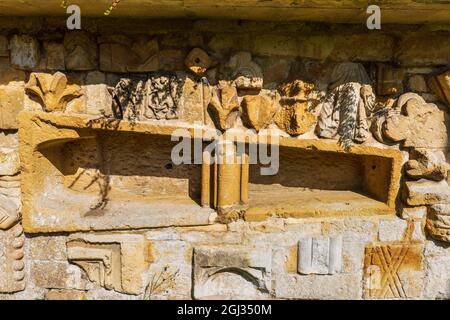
[1,17,450,300]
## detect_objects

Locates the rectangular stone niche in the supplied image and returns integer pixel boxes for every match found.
[19,111,214,233]
[245,139,402,221]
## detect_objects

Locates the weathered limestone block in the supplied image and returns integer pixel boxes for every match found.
[363,242,424,299]
[31,261,85,290]
[179,77,204,123]
[404,180,450,206]
[160,49,184,71]
[426,204,450,242]
[378,219,408,242]
[227,52,263,89]
[208,81,240,130]
[185,48,212,75]
[0,148,20,177]
[0,223,26,293]
[10,35,40,69]
[401,206,427,220]
[0,35,8,57]
[396,33,450,66]
[193,246,271,300]
[64,31,98,71]
[377,64,404,96]
[428,69,450,106]
[25,72,83,112]
[405,149,448,181]
[423,241,450,299]
[0,84,24,129]
[408,74,428,93]
[67,233,153,295]
[297,236,343,275]
[85,71,106,85]
[374,93,449,148]
[45,289,87,300]
[240,94,278,132]
[43,42,65,71]
[99,35,159,73]
[84,84,113,116]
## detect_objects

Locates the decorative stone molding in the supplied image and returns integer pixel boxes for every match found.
[0,223,26,293]
[193,246,271,300]
[363,242,424,299]
[371,93,449,148]
[25,72,83,112]
[67,233,153,295]
[428,69,450,106]
[111,73,183,121]
[0,194,19,230]
[298,236,343,275]
[207,81,240,131]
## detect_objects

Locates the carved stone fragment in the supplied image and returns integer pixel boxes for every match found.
[363,242,424,299]
[372,93,449,148]
[0,223,26,293]
[316,63,375,147]
[25,72,83,112]
[185,48,212,75]
[403,179,450,206]
[207,81,239,131]
[298,236,343,275]
[193,246,271,300]
[427,204,450,242]
[275,102,317,136]
[67,233,153,295]
[111,73,182,121]
[241,95,278,132]
[227,52,263,89]
[405,149,448,181]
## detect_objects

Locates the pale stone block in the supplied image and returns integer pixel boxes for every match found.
[424,241,450,299]
[401,206,427,220]
[10,35,40,69]
[28,236,67,261]
[378,218,408,242]
[31,261,75,289]
[84,84,113,116]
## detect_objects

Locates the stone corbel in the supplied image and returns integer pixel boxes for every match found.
[67,233,153,295]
